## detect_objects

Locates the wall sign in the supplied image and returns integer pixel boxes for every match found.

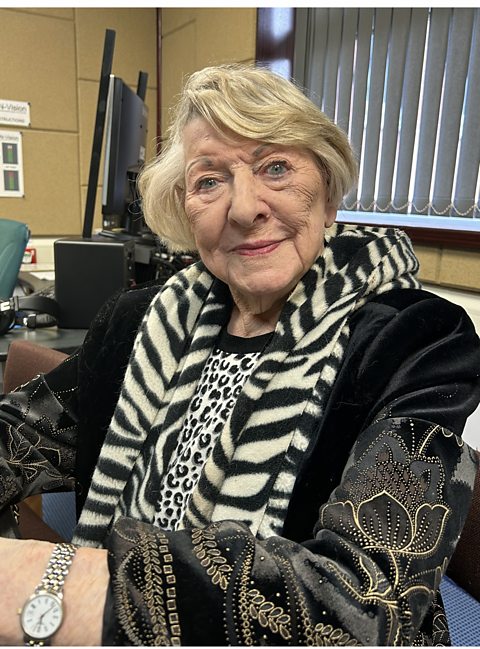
[0,99,30,127]
[0,130,24,197]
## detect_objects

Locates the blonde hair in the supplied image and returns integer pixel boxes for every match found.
[138,63,358,252]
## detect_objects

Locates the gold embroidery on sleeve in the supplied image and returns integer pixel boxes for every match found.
[313,622,360,646]
[192,527,233,590]
[247,589,291,640]
[115,530,182,646]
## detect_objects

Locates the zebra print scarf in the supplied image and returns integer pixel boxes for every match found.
[73,223,420,547]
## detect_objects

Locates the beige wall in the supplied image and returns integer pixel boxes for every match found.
[415,244,480,293]
[0,8,157,236]
[161,8,257,135]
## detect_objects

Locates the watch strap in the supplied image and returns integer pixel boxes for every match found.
[35,543,77,596]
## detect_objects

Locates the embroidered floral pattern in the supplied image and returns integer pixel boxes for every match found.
[6,426,62,483]
[0,376,76,506]
[167,418,473,646]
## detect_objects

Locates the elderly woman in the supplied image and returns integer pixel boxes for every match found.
[0,64,479,646]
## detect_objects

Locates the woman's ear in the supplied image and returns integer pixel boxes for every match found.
[325,205,337,228]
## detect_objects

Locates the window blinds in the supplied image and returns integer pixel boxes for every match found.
[294,7,480,219]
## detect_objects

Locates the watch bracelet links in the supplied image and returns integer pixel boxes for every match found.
[36,543,77,596]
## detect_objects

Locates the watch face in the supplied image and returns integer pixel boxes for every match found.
[21,592,63,640]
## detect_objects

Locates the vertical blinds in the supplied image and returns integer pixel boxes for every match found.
[294,8,480,219]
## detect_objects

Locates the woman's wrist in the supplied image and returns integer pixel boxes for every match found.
[0,538,55,645]
[0,538,109,646]
[54,546,109,646]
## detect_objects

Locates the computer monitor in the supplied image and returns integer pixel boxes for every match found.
[101,74,149,237]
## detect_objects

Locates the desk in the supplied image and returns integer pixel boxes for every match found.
[0,326,87,363]
[18,269,54,293]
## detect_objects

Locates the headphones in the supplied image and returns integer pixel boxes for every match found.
[0,295,60,336]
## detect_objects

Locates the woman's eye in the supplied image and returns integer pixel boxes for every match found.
[265,161,288,177]
[197,177,218,190]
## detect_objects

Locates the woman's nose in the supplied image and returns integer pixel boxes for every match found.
[227,173,268,227]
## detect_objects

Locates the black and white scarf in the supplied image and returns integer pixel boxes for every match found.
[73,223,421,547]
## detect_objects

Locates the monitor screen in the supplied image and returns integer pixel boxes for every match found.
[102,75,149,236]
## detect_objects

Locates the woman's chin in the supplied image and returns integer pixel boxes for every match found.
[229,277,299,313]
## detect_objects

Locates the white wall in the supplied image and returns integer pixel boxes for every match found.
[423,283,480,335]
[423,283,480,450]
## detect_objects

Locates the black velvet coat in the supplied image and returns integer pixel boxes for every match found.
[1,282,479,645]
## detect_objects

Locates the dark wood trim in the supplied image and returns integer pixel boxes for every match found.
[156,8,162,153]
[255,7,480,251]
[390,226,480,250]
[255,7,295,74]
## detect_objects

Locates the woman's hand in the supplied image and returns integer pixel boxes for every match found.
[0,537,109,646]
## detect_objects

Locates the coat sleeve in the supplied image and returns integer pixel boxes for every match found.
[0,282,162,521]
[0,288,128,514]
[101,295,480,646]
[0,353,79,511]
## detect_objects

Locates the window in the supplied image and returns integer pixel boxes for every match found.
[258,8,480,248]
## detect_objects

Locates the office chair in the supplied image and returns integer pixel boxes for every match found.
[441,449,480,645]
[0,218,29,299]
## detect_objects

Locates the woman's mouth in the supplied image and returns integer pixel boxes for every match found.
[233,240,281,256]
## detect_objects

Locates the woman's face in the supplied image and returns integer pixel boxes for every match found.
[183,118,337,314]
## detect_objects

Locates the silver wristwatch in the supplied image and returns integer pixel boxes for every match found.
[19,542,77,646]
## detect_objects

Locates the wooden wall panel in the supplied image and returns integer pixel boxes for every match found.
[16,8,73,20]
[195,9,256,67]
[414,245,441,284]
[439,249,480,291]
[0,11,77,132]
[162,9,194,35]
[75,8,157,87]
[160,8,256,134]
[3,131,81,235]
[161,22,196,134]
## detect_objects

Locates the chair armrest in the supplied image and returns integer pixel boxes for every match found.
[3,340,68,393]
[447,448,480,601]
[18,502,65,543]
